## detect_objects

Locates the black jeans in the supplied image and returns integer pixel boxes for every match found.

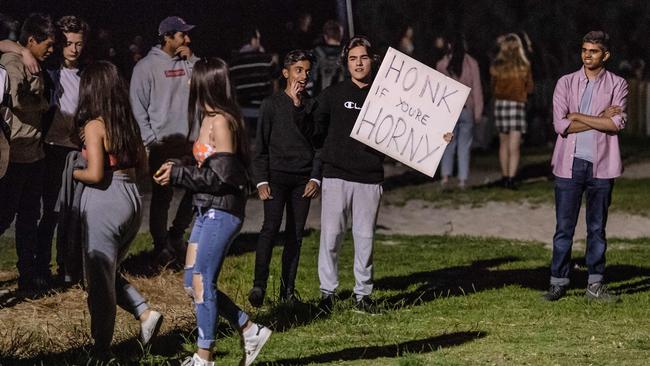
[254,172,311,295]
[148,141,194,251]
[0,160,45,283]
[37,144,78,277]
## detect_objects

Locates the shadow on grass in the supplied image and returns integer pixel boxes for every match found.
[374,256,650,308]
[120,229,315,277]
[256,331,486,365]
[255,300,332,333]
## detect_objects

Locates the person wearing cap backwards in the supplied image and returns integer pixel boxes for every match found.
[130,16,199,264]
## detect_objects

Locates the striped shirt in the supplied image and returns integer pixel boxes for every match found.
[229,51,277,108]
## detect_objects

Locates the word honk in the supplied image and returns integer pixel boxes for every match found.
[384,53,459,113]
[350,48,470,177]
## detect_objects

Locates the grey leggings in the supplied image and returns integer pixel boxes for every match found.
[81,173,148,350]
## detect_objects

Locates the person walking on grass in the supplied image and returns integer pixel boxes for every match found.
[154,57,271,366]
[73,61,163,357]
[248,49,321,308]
[543,31,627,302]
[490,33,534,189]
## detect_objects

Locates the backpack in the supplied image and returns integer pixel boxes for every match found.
[313,46,344,93]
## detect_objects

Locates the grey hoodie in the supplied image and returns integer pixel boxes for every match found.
[129,46,199,146]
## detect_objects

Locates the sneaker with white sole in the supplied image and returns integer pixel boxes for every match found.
[241,323,272,366]
[181,353,215,366]
[139,310,163,346]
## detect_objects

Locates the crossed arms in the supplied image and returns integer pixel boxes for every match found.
[552,77,628,136]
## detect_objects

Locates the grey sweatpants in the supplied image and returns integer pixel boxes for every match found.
[318,177,382,298]
[80,173,148,349]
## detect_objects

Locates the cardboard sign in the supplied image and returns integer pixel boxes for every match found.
[350,47,471,177]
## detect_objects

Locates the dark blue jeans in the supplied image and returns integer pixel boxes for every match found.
[551,158,613,286]
[185,208,248,350]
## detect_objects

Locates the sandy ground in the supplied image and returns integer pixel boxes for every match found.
[239,160,650,244]
[3,161,649,243]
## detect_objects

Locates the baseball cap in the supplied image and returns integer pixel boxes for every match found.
[158,16,195,36]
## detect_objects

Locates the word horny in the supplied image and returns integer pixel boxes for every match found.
[351,48,470,177]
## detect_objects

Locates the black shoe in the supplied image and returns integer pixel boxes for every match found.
[354,295,376,313]
[167,234,187,261]
[586,282,620,303]
[504,177,518,190]
[318,293,334,313]
[279,289,301,305]
[542,285,567,301]
[248,286,265,308]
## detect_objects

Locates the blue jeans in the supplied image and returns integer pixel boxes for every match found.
[441,107,473,181]
[186,208,248,349]
[551,158,613,286]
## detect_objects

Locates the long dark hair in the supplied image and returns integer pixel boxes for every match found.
[75,61,142,168]
[447,33,466,79]
[188,57,250,166]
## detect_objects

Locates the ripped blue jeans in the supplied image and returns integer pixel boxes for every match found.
[185,208,248,349]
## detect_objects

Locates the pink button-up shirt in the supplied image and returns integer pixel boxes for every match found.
[551,67,628,179]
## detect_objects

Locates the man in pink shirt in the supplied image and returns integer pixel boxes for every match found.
[544,31,627,302]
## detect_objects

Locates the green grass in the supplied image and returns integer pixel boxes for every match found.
[389,178,650,216]
[2,232,650,365]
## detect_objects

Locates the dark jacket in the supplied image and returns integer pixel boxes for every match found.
[170,152,249,219]
[42,64,85,138]
[252,92,321,184]
[229,49,278,108]
[313,79,384,184]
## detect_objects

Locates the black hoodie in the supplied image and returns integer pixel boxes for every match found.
[313,79,384,184]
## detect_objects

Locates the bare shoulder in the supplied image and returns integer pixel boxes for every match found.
[205,113,234,134]
[84,119,106,136]
[209,113,230,127]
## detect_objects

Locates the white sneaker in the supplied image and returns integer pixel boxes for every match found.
[139,310,163,346]
[181,353,215,366]
[242,324,272,366]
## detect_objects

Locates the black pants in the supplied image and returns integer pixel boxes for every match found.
[0,160,45,284]
[148,141,194,251]
[254,172,311,294]
[37,144,78,277]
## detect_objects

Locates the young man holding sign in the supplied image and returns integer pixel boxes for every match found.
[314,36,453,312]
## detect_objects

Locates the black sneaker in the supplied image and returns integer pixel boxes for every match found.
[248,286,265,308]
[542,285,567,301]
[354,295,377,313]
[279,290,301,306]
[318,293,334,313]
[585,282,620,303]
